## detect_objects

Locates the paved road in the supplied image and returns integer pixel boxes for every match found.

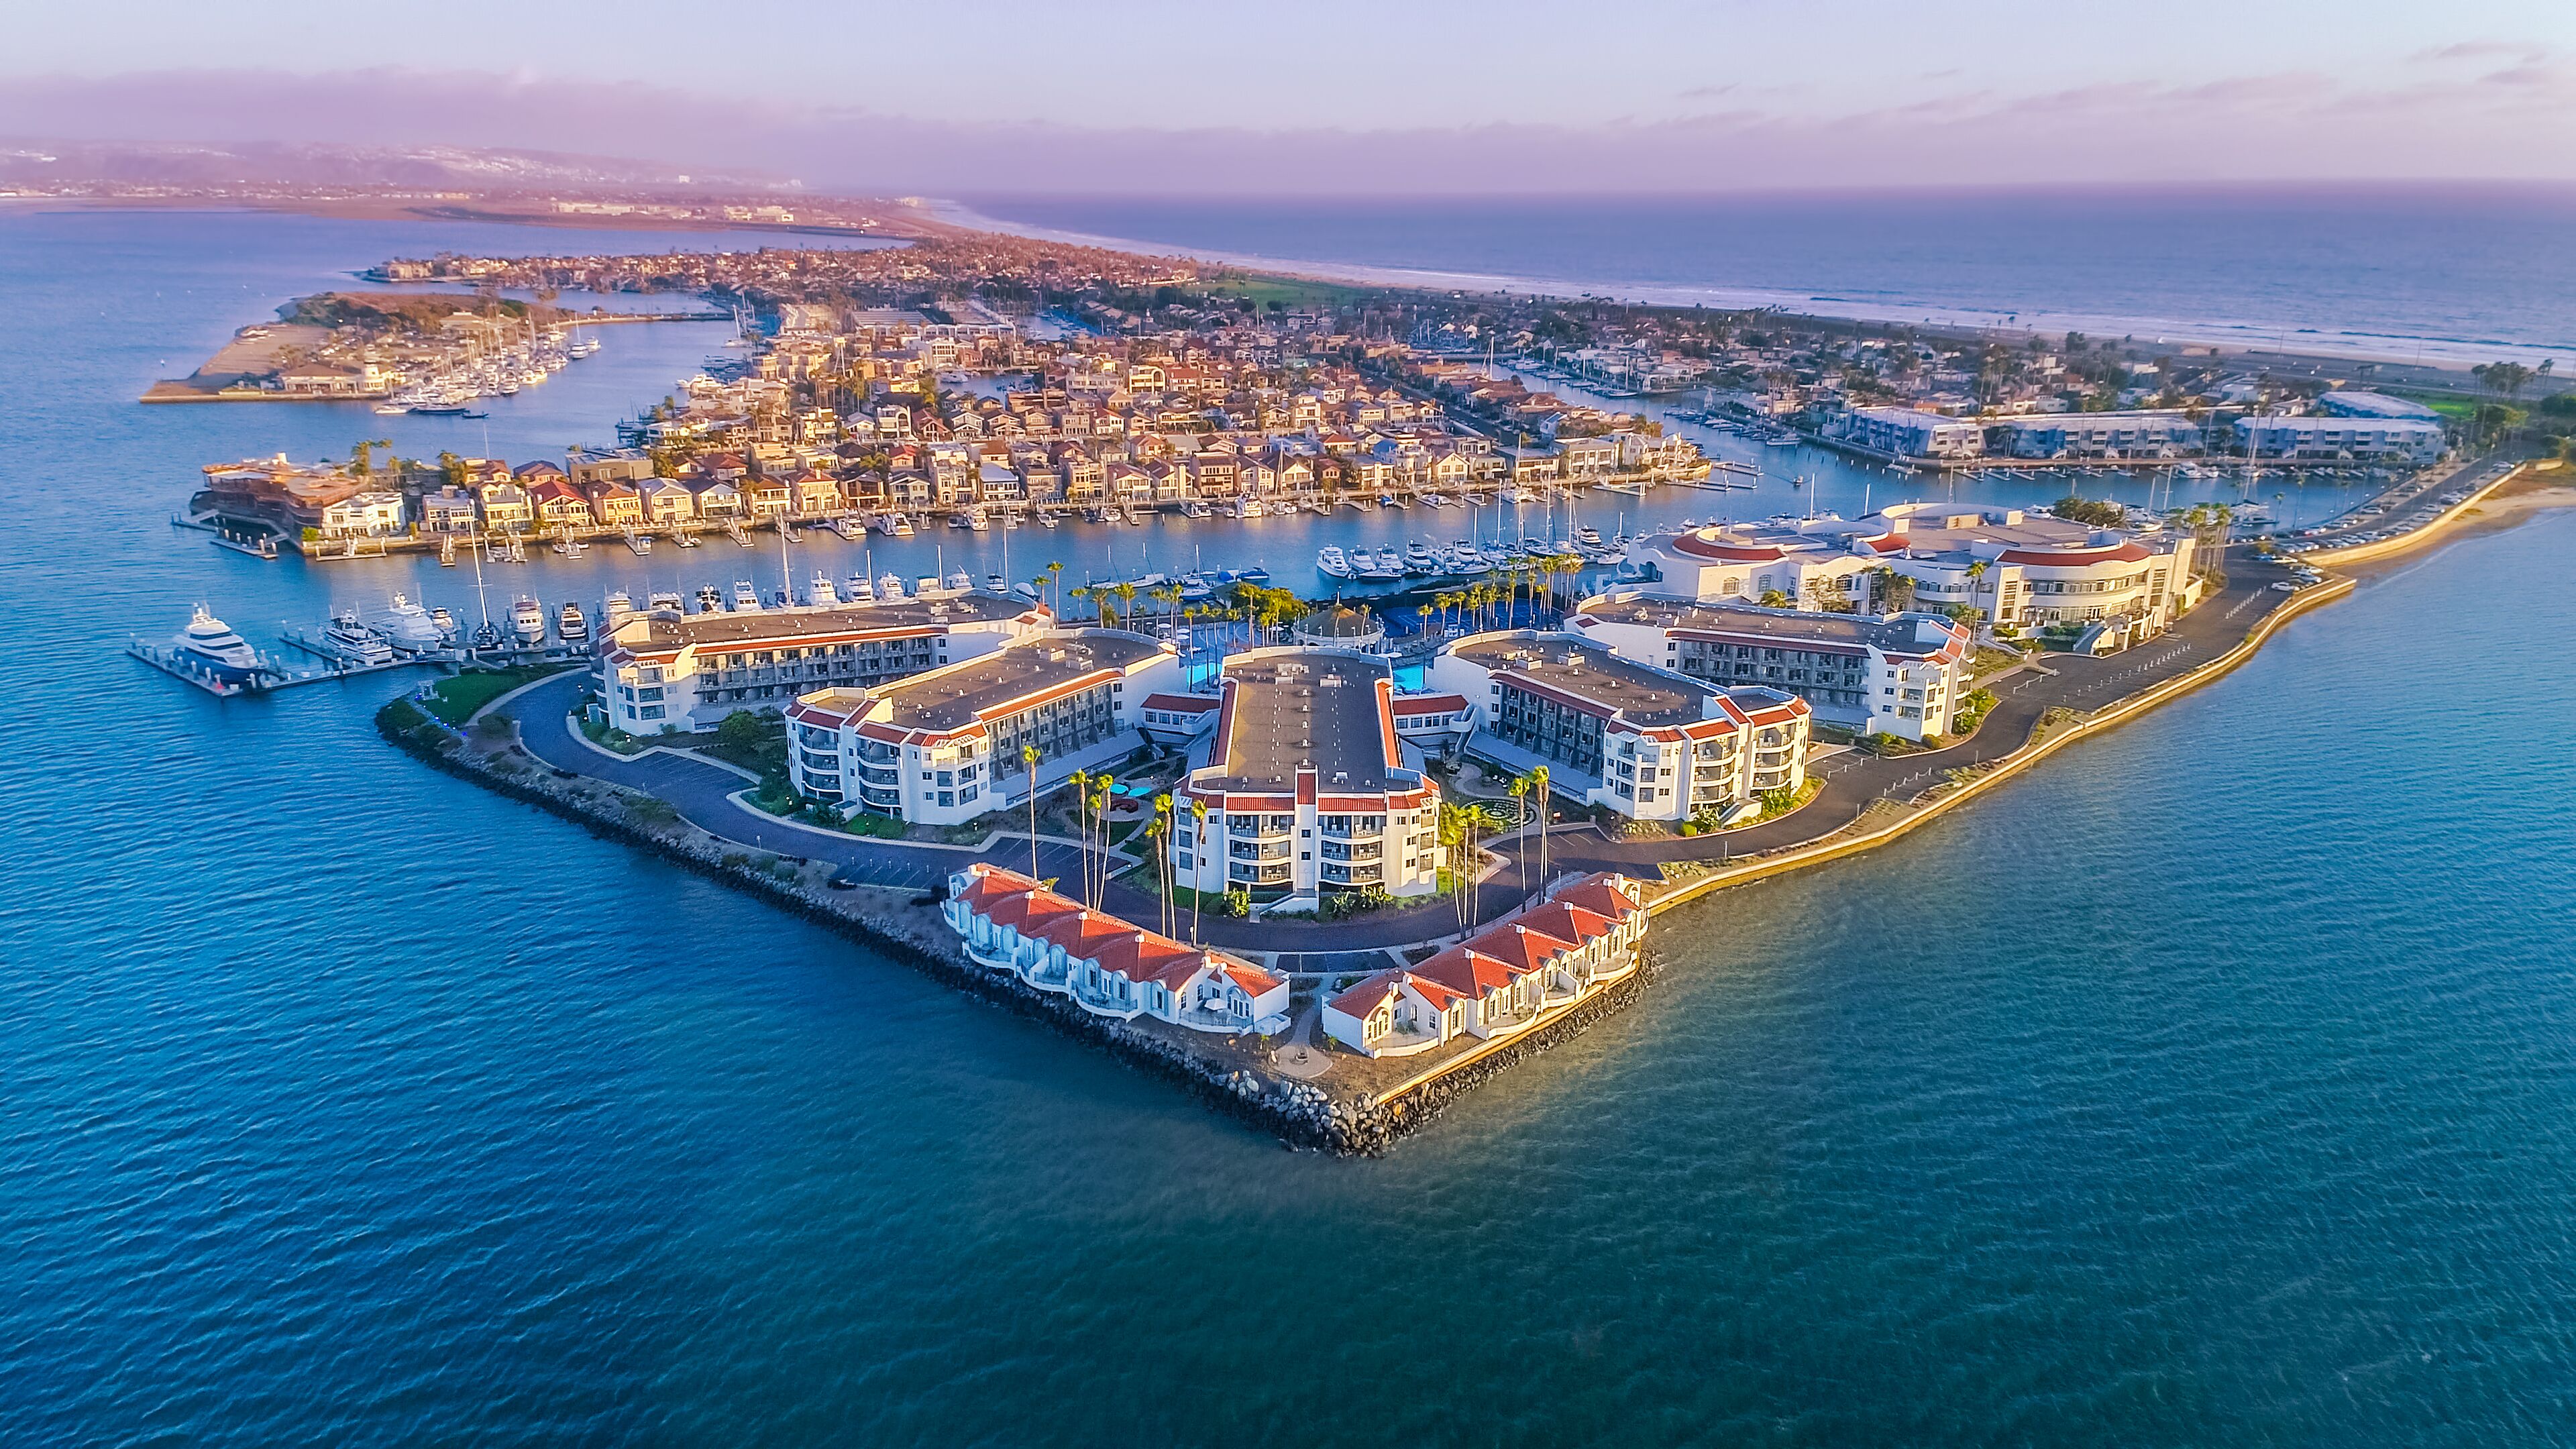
[502,549,2307,953]
[510,672,1093,892]
[2284,448,2531,553]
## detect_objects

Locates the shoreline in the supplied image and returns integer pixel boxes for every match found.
[374,466,2571,1150]
[928,197,2563,372]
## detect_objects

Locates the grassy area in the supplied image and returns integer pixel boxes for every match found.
[694,711,788,777]
[1199,272,1378,311]
[421,664,573,727]
[1969,646,2026,680]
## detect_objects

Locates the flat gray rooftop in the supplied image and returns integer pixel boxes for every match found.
[631,591,1028,651]
[1454,635,1709,727]
[1207,654,1395,792]
[880,631,1159,733]
[1583,596,1929,653]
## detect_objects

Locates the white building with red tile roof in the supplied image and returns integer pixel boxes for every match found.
[1170,647,1444,909]
[1571,593,1970,741]
[1323,872,1648,1057]
[946,863,1291,1034]
[1429,631,1811,821]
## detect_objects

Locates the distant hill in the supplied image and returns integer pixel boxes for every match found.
[0,139,789,193]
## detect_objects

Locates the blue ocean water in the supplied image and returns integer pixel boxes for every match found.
[7,206,2576,1444]
[961,189,2576,366]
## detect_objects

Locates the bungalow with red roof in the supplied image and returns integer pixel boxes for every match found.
[1323,872,1648,1057]
[945,863,1291,1034]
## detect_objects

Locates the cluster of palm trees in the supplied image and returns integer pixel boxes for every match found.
[1055,769,1214,945]
[1438,763,1552,932]
[1421,557,1589,639]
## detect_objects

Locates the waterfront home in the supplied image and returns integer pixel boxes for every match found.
[792,470,844,515]
[419,486,478,533]
[692,479,745,520]
[1430,631,1811,821]
[529,476,590,530]
[591,480,645,528]
[476,480,532,531]
[784,628,1183,824]
[600,590,1050,734]
[1169,647,1445,908]
[1571,594,1970,741]
[318,490,405,537]
[639,478,696,525]
[1323,873,1647,1057]
[945,863,1291,1036]
[746,477,794,518]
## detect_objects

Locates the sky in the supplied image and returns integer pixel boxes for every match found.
[6,0,2576,194]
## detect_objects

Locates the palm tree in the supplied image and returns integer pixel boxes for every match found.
[1141,811,1168,936]
[1416,603,1434,640]
[1087,774,1116,903]
[1152,793,1177,936]
[1113,582,1140,633]
[1067,767,1092,896]
[1187,797,1209,943]
[1507,773,1532,892]
[1529,765,1552,893]
[1070,584,1095,625]
[1046,559,1065,614]
[1022,744,1042,879]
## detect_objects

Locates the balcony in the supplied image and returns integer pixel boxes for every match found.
[1228,861,1292,885]
[1228,842,1291,863]
[1320,842,1382,863]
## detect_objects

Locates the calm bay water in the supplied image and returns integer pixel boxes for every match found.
[7,207,2576,1445]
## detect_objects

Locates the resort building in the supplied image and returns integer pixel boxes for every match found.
[1428,631,1811,822]
[2233,415,2446,465]
[785,629,1183,826]
[2315,390,2441,421]
[1827,407,1986,460]
[1621,504,2202,651]
[945,863,1291,1036]
[1322,873,1648,1057]
[1169,648,1444,907]
[599,590,1050,734]
[1570,594,1970,741]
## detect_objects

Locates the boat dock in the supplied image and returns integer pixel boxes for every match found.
[125,640,436,698]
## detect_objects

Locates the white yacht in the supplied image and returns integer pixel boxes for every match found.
[648,590,685,616]
[510,595,546,646]
[1362,547,1406,581]
[1403,542,1442,576]
[323,610,394,666]
[808,571,841,606]
[944,567,971,592]
[1317,546,1356,580]
[557,602,590,645]
[602,590,635,629]
[845,572,877,602]
[731,580,763,612]
[174,606,263,684]
[427,606,458,643]
[694,584,726,613]
[381,594,445,653]
[877,572,906,600]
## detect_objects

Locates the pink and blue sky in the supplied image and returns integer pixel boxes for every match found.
[5,0,2574,194]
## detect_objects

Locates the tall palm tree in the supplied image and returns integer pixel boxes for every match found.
[1529,765,1552,893]
[1507,773,1532,892]
[1022,744,1042,879]
[1067,767,1091,895]
[1113,582,1140,633]
[1046,559,1065,614]
[1152,793,1177,936]
[1187,797,1209,943]
[1087,774,1116,903]
[1070,585,1095,625]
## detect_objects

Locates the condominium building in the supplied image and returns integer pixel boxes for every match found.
[1169,648,1444,906]
[785,629,1182,826]
[945,863,1291,1036]
[1827,407,1986,459]
[1429,631,1811,822]
[2234,415,2446,464]
[599,590,1047,734]
[1323,873,1648,1057]
[1988,411,2206,460]
[1571,593,1970,740]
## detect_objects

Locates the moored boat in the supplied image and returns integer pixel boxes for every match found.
[173,606,263,683]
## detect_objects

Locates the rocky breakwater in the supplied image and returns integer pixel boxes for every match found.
[374,694,1383,1153]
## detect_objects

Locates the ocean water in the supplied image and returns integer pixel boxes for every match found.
[7,206,2576,1445]
[959,189,2576,366]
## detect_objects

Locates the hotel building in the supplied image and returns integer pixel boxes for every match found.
[1623,503,2202,651]
[945,863,1291,1036]
[1570,593,1970,741]
[785,629,1183,826]
[1988,411,2206,460]
[1428,631,1811,822]
[1323,873,1648,1057]
[1827,407,1987,459]
[1169,648,1444,906]
[599,590,1048,734]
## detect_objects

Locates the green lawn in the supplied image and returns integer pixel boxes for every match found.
[1198,272,1379,311]
[421,664,573,727]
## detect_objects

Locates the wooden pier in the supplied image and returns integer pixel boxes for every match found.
[126,641,437,698]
